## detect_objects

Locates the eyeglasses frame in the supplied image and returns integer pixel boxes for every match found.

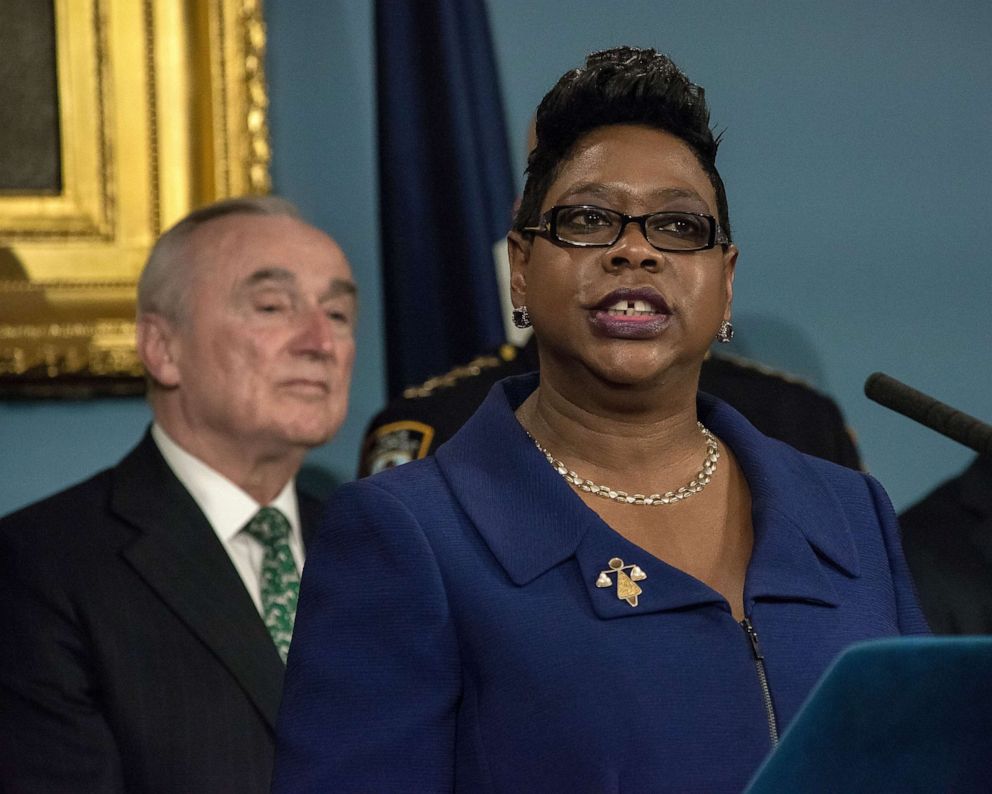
[523,204,731,253]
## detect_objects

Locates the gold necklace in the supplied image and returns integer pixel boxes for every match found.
[528,422,720,506]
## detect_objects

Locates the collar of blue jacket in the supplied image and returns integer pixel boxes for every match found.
[435,372,861,619]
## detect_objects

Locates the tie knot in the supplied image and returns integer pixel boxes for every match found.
[243,506,291,547]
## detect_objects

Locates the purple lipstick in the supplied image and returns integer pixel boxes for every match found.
[587,287,672,339]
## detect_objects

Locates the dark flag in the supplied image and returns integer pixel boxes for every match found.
[375,0,515,397]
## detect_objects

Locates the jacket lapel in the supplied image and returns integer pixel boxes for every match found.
[437,375,863,621]
[111,433,285,730]
[436,375,591,586]
[297,489,324,550]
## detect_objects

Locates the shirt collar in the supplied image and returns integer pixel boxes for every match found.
[150,423,301,541]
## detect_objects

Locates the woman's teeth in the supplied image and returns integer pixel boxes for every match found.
[604,299,658,317]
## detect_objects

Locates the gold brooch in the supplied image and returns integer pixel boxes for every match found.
[596,557,647,607]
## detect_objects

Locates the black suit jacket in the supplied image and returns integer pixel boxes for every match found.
[0,432,323,793]
[900,455,992,635]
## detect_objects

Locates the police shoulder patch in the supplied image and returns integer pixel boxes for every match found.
[363,421,436,475]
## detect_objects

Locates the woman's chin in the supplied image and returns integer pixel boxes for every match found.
[583,351,683,390]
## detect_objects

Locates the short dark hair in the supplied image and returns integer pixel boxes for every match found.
[513,47,731,241]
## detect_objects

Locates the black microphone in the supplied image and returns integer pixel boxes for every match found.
[864,372,992,456]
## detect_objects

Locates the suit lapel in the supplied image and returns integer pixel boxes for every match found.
[297,489,324,550]
[111,433,286,730]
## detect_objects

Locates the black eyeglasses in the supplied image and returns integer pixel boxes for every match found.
[524,205,731,253]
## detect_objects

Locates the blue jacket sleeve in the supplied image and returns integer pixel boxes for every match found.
[272,478,462,793]
[864,473,930,635]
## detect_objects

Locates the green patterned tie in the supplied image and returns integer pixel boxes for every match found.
[242,507,300,662]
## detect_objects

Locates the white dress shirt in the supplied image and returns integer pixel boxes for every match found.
[151,423,306,614]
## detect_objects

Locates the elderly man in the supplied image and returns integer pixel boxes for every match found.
[0,196,356,793]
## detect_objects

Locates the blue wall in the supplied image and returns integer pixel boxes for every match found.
[2,1,989,515]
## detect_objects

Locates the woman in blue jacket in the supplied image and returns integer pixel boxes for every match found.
[273,47,928,793]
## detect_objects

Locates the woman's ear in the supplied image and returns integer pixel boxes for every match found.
[507,231,531,307]
[722,244,738,321]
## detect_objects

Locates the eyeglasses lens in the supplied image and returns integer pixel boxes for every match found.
[553,206,714,251]
[646,213,711,250]
[554,206,621,245]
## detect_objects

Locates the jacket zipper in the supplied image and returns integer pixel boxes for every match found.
[741,617,779,747]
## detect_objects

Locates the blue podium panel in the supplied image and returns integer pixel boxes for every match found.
[745,637,992,793]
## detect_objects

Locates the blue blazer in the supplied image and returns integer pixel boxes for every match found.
[273,374,928,793]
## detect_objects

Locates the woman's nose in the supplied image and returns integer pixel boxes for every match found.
[604,221,660,271]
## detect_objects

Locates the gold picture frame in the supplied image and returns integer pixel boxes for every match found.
[0,0,270,397]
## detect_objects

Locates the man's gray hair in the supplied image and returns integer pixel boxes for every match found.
[137,195,301,323]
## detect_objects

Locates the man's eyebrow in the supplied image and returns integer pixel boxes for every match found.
[240,269,356,300]
[243,267,296,286]
[323,278,358,300]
